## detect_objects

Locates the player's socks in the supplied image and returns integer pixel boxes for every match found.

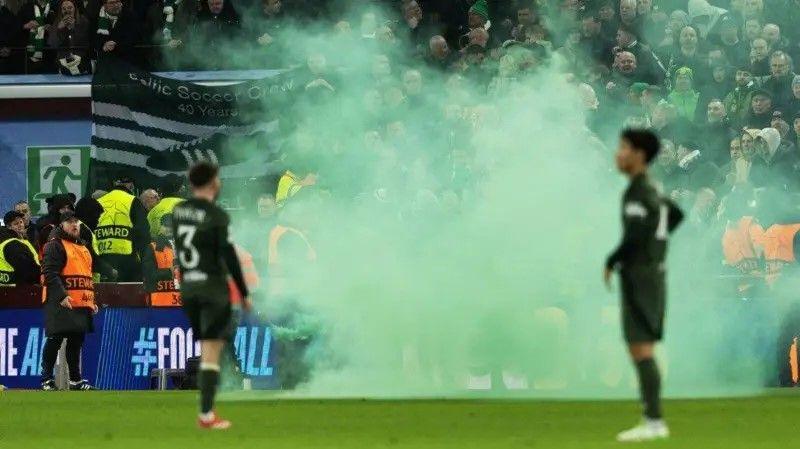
[199,363,221,415]
[635,358,662,420]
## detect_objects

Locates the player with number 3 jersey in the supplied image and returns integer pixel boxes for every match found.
[171,162,250,430]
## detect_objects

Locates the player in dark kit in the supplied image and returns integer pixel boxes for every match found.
[604,129,683,443]
[172,162,250,430]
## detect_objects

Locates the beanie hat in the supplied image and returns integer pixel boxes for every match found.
[469,0,489,20]
[46,194,75,215]
[675,66,694,81]
[59,210,77,223]
[3,211,24,227]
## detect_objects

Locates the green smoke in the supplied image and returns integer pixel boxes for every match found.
[163,3,774,398]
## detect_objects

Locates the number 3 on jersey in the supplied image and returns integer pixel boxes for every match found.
[177,225,199,269]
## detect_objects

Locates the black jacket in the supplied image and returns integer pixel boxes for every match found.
[750,57,770,77]
[191,1,241,69]
[91,7,140,60]
[744,108,775,129]
[0,228,40,284]
[34,193,75,253]
[42,226,93,336]
[75,195,103,230]
[761,73,797,113]
[34,214,58,254]
[0,5,23,74]
[700,120,736,166]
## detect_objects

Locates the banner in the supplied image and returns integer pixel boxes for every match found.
[0,308,277,389]
[27,145,91,215]
[90,57,295,190]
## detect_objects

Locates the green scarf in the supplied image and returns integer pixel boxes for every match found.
[162,0,181,41]
[27,2,50,63]
[97,6,118,36]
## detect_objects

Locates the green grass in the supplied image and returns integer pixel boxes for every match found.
[1,391,798,448]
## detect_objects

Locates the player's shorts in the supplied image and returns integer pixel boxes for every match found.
[619,267,666,343]
[182,294,234,340]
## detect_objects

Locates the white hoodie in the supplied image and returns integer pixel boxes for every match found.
[687,0,727,38]
[757,127,781,161]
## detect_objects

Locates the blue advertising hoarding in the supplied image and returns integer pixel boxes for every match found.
[0,308,276,389]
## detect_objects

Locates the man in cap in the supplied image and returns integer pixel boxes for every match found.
[40,210,98,391]
[13,201,33,241]
[0,210,40,286]
[745,89,775,128]
[95,176,151,281]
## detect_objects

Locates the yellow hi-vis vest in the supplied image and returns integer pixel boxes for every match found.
[0,238,40,285]
[147,197,183,238]
[96,189,135,256]
[275,171,305,206]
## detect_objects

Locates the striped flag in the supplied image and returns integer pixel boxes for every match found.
[90,57,294,189]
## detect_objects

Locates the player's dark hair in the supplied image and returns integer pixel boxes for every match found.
[188,161,219,188]
[621,128,660,163]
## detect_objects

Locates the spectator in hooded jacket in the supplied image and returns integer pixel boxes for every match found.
[750,126,799,189]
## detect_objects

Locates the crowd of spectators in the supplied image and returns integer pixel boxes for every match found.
[1,0,799,292]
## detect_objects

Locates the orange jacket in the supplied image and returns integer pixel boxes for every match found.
[43,239,95,309]
[722,216,763,272]
[148,242,181,307]
[760,223,800,284]
[267,225,316,297]
[228,245,259,305]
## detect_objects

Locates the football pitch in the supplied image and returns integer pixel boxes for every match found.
[1,391,798,449]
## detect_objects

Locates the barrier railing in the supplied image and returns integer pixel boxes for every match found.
[0,283,148,308]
